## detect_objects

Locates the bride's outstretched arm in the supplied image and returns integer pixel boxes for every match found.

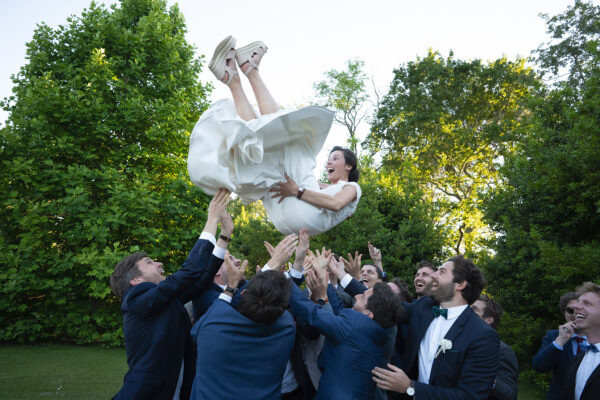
[269,174,357,212]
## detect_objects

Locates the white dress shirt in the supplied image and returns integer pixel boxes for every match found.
[575,343,600,400]
[418,304,468,384]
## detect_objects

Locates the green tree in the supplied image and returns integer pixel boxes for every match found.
[481,49,600,374]
[535,0,600,94]
[314,59,369,156]
[368,50,540,254]
[0,0,211,345]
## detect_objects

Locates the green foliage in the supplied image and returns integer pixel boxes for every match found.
[0,0,211,345]
[535,0,600,94]
[368,50,540,254]
[481,36,600,373]
[313,59,370,155]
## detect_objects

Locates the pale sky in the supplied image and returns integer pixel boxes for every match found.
[0,0,590,174]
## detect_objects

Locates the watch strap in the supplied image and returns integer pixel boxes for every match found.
[219,233,231,242]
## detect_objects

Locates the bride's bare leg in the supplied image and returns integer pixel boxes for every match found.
[243,68,279,115]
[228,73,257,121]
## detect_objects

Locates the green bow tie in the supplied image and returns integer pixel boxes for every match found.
[432,305,448,319]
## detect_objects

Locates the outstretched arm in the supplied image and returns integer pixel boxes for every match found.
[269,173,357,211]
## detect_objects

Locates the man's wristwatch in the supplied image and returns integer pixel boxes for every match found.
[219,233,231,242]
[407,380,415,396]
[224,285,238,296]
[297,185,306,199]
[317,298,329,306]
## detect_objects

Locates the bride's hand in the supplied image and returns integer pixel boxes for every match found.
[269,173,299,203]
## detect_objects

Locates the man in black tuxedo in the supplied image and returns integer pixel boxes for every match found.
[371,255,499,399]
[110,189,231,400]
[561,282,600,400]
[471,295,518,400]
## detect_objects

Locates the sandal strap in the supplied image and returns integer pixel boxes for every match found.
[223,49,238,85]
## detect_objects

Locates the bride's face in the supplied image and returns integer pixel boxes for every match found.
[326,150,351,183]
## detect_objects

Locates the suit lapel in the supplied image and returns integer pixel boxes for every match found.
[429,307,471,383]
[581,357,600,398]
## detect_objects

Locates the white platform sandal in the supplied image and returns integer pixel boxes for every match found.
[235,41,268,75]
[208,35,238,85]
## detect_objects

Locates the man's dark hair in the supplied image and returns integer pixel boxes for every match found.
[416,260,436,273]
[330,146,359,182]
[477,294,503,329]
[110,252,146,299]
[558,291,578,313]
[364,264,383,280]
[367,282,404,329]
[238,270,291,324]
[391,278,412,302]
[448,255,486,305]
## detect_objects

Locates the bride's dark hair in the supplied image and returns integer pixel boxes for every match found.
[330,146,359,182]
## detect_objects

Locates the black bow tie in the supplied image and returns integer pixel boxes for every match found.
[580,343,599,353]
[432,305,448,319]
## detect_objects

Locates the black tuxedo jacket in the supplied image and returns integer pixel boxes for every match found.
[561,350,600,400]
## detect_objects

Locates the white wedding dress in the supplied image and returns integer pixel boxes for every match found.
[187,99,361,235]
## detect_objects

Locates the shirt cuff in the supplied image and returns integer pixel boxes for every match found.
[289,268,303,279]
[262,264,272,272]
[199,231,216,246]
[553,341,564,351]
[340,274,353,288]
[218,293,232,303]
[212,246,226,259]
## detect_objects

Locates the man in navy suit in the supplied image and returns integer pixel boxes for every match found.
[286,256,404,399]
[533,292,585,400]
[471,295,519,400]
[191,235,298,400]
[371,255,499,399]
[561,282,600,400]
[110,189,232,400]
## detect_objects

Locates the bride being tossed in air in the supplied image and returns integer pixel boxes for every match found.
[188,36,361,236]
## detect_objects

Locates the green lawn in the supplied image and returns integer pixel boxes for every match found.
[0,344,546,399]
[0,344,127,400]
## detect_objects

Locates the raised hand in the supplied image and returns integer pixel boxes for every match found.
[340,251,362,280]
[307,268,328,302]
[293,229,310,272]
[368,241,382,269]
[205,188,231,235]
[312,247,332,273]
[267,234,298,269]
[328,256,346,280]
[263,241,276,257]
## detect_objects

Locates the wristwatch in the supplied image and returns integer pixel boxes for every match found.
[224,285,238,296]
[407,380,415,396]
[317,298,329,305]
[219,233,231,242]
[297,185,306,199]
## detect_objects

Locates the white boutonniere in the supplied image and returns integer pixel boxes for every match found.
[435,339,453,358]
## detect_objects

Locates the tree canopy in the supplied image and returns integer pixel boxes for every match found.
[0,0,211,345]
[367,50,540,254]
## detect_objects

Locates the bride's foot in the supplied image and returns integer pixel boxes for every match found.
[209,35,238,85]
[235,42,268,76]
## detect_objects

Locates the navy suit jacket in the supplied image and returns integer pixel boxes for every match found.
[113,238,223,400]
[490,340,518,400]
[191,299,296,399]
[288,282,390,399]
[533,329,580,400]
[560,349,600,400]
[345,277,499,399]
[192,280,245,321]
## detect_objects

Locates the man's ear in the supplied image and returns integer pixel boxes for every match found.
[484,316,495,326]
[455,280,467,291]
[363,309,374,319]
[130,277,142,286]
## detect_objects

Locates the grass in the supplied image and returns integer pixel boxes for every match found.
[0,344,127,400]
[0,344,546,399]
